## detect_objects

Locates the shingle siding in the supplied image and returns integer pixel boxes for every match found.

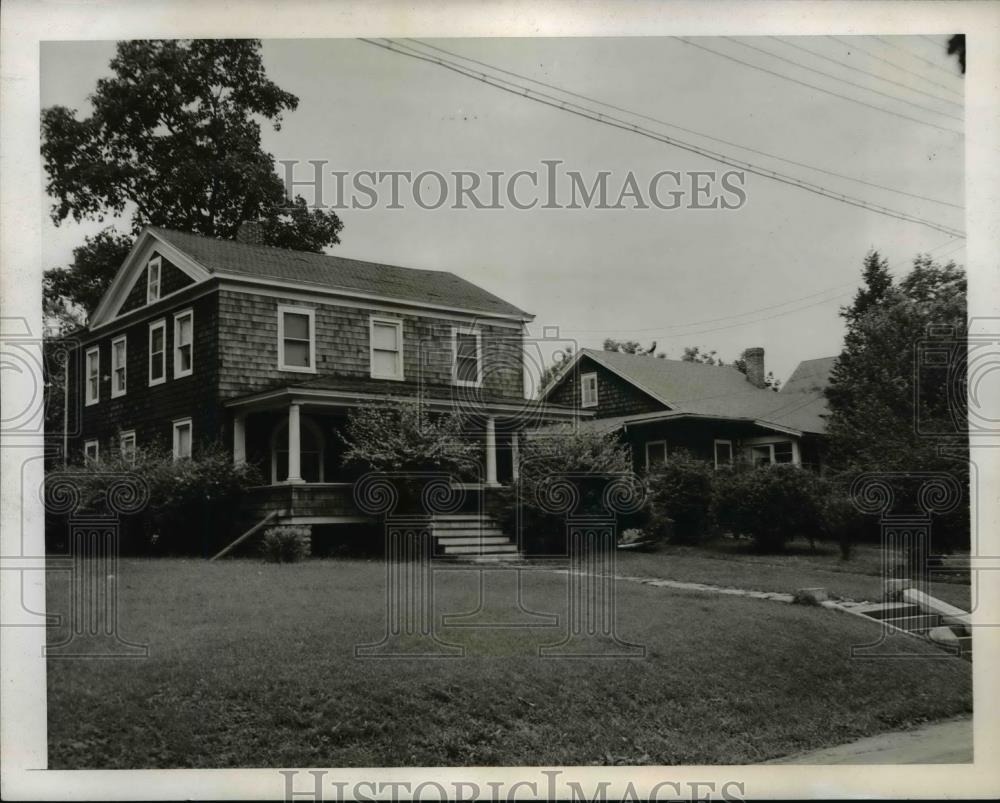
[547,356,665,418]
[119,255,195,315]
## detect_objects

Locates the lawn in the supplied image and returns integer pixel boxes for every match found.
[614,540,973,611]
[47,558,971,768]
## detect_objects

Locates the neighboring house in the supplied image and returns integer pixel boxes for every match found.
[65,225,580,531]
[540,348,837,473]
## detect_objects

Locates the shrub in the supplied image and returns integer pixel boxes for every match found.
[44,442,262,556]
[645,451,714,543]
[260,525,312,563]
[712,464,825,552]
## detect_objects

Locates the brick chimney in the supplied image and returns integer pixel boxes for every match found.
[236,221,266,245]
[744,347,766,388]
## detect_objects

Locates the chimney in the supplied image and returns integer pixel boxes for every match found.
[236,221,266,246]
[744,347,766,388]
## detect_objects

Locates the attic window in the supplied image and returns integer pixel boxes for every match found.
[581,372,598,408]
[146,256,162,303]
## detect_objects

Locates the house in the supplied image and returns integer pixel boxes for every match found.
[539,347,836,473]
[65,225,581,536]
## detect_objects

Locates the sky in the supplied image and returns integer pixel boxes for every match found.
[39,35,965,383]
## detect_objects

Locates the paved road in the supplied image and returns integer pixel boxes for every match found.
[768,716,973,764]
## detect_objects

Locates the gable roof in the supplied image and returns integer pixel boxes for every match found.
[781,355,838,395]
[149,228,532,320]
[544,348,833,435]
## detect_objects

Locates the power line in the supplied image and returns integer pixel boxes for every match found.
[874,35,961,78]
[407,38,962,210]
[724,37,963,123]
[363,38,965,238]
[826,36,963,99]
[768,36,963,109]
[677,37,962,135]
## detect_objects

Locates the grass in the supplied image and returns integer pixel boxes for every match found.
[614,539,973,610]
[48,558,971,768]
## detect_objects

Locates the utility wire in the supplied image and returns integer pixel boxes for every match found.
[874,36,961,78]
[364,38,965,238]
[768,36,963,109]
[724,37,963,122]
[678,38,962,135]
[408,38,962,210]
[826,36,963,99]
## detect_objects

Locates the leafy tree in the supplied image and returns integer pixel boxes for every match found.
[947,34,966,74]
[538,345,575,394]
[603,338,665,358]
[42,39,344,318]
[44,228,134,327]
[841,250,893,326]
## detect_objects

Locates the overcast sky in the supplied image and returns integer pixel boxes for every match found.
[40,36,965,382]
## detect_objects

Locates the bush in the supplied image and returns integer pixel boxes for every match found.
[44,442,262,556]
[646,451,714,543]
[260,525,312,563]
[712,464,826,552]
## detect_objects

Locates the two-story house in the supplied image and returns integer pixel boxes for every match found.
[540,347,836,473]
[66,225,580,542]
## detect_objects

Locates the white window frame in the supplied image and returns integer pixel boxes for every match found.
[110,335,127,398]
[148,319,167,386]
[743,437,797,467]
[119,430,136,463]
[277,305,317,373]
[645,440,667,471]
[713,439,734,469]
[84,439,99,463]
[173,309,194,378]
[451,326,483,388]
[581,372,598,408]
[369,315,405,380]
[146,255,162,304]
[172,417,193,460]
[84,346,100,406]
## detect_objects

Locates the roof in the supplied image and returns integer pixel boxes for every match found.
[547,348,833,435]
[147,227,532,319]
[781,355,838,395]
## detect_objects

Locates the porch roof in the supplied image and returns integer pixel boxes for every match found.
[529,409,805,438]
[223,375,586,421]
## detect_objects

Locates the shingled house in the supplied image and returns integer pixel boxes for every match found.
[540,347,836,473]
[66,226,579,546]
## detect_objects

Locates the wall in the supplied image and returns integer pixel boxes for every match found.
[545,355,665,418]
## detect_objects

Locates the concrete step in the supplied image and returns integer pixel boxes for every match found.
[462,554,525,564]
[443,543,520,555]
[432,514,497,522]
[852,602,922,620]
[434,536,512,546]
[434,529,506,539]
[432,520,502,530]
[881,614,942,632]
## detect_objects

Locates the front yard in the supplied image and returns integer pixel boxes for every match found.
[48,557,971,768]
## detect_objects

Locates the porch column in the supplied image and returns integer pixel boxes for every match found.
[485,416,498,486]
[287,402,304,484]
[791,438,802,467]
[233,413,246,465]
[511,431,520,483]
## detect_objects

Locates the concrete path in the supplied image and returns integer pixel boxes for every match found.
[767,715,972,764]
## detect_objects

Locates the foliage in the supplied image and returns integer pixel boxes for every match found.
[41,39,343,319]
[506,429,633,554]
[338,401,480,478]
[948,34,965,74]
[537,345,575,395]
[645,451,715,543]
[44,228,134,327]
[260,525,312,563]
[45,442,262,555]
[712,464,827,552]
[824,251,968,550]
[603,338,665,358]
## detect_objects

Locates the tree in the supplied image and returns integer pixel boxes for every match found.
[44,228,134,328]
[538,345,575,394]
[947,34,966,74]
[824,252,968,549]
[841,250,893,326]
[42,39,344,316]
[603,338,665,357]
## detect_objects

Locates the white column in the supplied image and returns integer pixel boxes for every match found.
[233,413,246,465]
[511,431,520,483]
[287,402,304,483]
[485,416,498,486]
[791,438,802,467]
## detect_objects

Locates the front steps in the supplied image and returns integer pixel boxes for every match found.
[848,599,973,660]
[430,513,522,562]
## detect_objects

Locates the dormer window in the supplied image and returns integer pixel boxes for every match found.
[581,372,598,408]
[146,256,162,303]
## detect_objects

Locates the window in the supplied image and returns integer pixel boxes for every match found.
[174,309,193,378]
[149,320,166,386]
[714,439,733,469]
[370,316,404,379]
[748,440,796,466]
[581,372,598,408]
[774,442,794,464]
[645,440,667,471]
[84,439,99,463]
[111,336,127,398]
[85,346,100,405]
[119,430,136,463]
[146,256,162,303]
[278,305,316,372]
[172,418,192,460]
[452,328,482,387]
[750,444,772,468]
